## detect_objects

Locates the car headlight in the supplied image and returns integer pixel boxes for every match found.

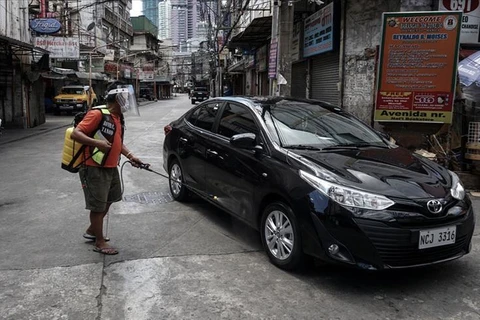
[299,170,395,211]
[449,171,465,200]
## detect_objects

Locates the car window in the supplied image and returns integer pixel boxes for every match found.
[263,100,386,148]
[217,103,259,138]
[187,102,220,132]
[61,87,84,94]
[186,106,201,124]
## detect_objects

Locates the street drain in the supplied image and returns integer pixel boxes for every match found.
[123,191,173,204]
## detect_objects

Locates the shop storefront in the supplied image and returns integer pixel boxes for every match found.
[304,1,341,105]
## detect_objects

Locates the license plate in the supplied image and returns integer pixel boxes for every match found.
[419,226,456,249]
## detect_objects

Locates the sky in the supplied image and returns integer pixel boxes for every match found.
[130,0,142,17]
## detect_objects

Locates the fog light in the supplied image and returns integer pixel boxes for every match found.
[328,244,339,255]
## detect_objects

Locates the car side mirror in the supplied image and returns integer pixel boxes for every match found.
[230,133,257,149]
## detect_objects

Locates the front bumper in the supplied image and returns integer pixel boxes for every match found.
[308,192,475,270]
[55,102,84,111]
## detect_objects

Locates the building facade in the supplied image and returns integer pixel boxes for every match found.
[158,0,172,40]
[0,0,46,128]
[143,0,160,27]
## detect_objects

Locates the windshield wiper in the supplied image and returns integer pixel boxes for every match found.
[284,145,322,150]
[321,143,389,150]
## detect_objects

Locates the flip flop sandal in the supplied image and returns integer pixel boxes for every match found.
[93,247,118,255]
[83,233,110,242]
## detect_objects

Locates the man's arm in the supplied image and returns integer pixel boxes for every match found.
[71,128,112,153]
[121,144,147,167]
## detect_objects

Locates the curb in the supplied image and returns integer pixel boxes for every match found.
[0,101,157,147]
[0,122,72,146]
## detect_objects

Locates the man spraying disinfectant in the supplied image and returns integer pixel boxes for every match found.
[70,82,148,255]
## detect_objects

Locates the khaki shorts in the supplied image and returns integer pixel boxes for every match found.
[79,166,122,212]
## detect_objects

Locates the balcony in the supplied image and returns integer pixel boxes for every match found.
[103,7,134,36]
[103,7,116,26]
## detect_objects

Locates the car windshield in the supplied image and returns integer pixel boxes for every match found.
[195,87,207,91]
[262,100,386,149]
[61,87,84,94]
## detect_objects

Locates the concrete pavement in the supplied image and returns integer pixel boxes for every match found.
[0,94,479,320]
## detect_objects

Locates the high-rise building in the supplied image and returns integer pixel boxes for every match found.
[171,0,188,49]
[158,0,172,39]
[143,0,159,27]
[187,0,198,40]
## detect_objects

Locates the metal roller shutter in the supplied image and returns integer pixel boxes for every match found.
[310,53,340,105]
[291,61,307,98]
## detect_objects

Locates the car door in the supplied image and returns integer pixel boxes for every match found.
[177,101,222,196]
[204,102,268,224]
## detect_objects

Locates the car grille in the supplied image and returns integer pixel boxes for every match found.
[355,218,470,267]
[57,99,76,103]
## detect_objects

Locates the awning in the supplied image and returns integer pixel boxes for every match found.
[52,67,76,75]
[228,60,246,73]
[227,16,272,50]
[0,34,48,55]
[40,72,66,80]
[75,72,107,80]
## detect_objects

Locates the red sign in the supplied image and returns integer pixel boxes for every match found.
[375,12,462,123]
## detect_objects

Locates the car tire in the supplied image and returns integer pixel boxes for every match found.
[191,99,195,104]
[168,159,189,202]
[260,202,304,270]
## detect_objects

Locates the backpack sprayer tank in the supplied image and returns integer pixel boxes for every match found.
[61,127,85,173]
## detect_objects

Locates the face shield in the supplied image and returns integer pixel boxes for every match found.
[107,84,139,116]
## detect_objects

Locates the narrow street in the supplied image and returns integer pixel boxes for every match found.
[0,94,478,319]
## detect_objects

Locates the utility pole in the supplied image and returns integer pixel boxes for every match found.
[270,0,280,96]
[216,0,222,97]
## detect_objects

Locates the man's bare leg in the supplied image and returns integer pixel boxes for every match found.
[90,204,117,254]
[85,203,110,239]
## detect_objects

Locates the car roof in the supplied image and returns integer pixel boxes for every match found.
[212,96,340,112]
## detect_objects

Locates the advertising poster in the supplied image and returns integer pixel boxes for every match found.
[268,39,278,79]
[438,0,480,44]
[34,36,79,59]
[303,2,334,58]
[375,11,462,123]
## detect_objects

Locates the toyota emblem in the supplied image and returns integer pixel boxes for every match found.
[427,199,443,214]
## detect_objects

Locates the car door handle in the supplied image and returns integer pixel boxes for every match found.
[206,149,218,157]
[179,137,188,143]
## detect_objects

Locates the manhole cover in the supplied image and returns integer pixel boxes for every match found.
[123,191,173,204]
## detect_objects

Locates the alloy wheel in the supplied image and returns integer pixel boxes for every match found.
[170,163,183,196]
[264,210,294,260]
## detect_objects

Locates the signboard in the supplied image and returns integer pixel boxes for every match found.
[87,58,105,73]
[304,2,334,58]
[375,12,462,123]
[30,18,61,34]
[458,50,480,86]
[268,39,278,79]
[438,0,480,43]
[34,37,79,59]
[104,49,115,61]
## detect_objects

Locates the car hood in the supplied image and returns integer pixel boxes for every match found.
[289,147,452,199]
[55,95,84,99]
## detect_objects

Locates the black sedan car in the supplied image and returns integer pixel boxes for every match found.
[163,97,475,271]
